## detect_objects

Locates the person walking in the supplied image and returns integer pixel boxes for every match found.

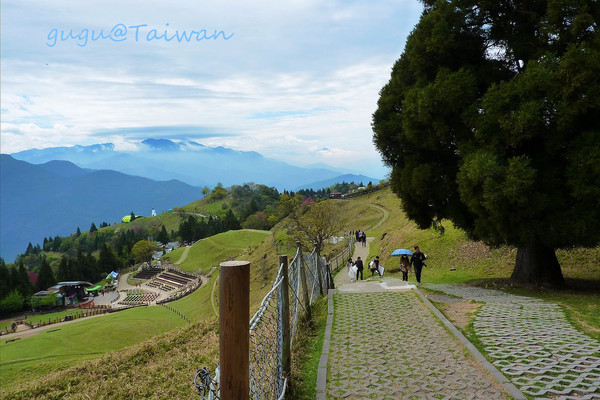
[369,256,381,277]
[399,255,411,281]
[354,256,364,281]
[346,257,353,272]
[410,246,427,284]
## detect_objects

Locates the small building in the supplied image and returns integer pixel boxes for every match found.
[330,191,343,199]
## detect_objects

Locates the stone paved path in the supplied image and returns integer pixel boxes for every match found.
[325,283,510,399]
[426,284,600,400]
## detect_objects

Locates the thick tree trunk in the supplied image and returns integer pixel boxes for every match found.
[510,242,565,288]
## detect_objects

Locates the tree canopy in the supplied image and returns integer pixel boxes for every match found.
[287,200,347,257]
[372,0,600,286]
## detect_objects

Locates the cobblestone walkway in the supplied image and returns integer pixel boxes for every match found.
[326,287,509,399]
[426,284,600,400]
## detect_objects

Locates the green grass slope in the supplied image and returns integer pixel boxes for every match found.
[0,306,187,390]
[0,229,272,396]
[2,187,598,399]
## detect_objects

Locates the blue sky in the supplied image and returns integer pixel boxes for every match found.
[1,0,423,178]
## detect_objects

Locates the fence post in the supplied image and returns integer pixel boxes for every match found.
[298,249,312,321]
[326,262,335,290]
[278,255,291,386]
[315,253,325,296]
[219,261,250,400]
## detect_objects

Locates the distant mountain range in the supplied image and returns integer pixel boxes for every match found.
[3,139,381,261]
[0,154,202,262]
[293,174,379,191]
[11,139,377,191]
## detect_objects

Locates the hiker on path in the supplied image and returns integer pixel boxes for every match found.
[354,256,364,281]
[369,256,381,277]
[360,231,366,247]
[399,255,411,282]
[410,246,427,284]
[346,257,354,272]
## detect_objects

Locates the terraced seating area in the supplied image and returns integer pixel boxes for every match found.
[146,268,198,291]
[118,289,159,305]
[133,268,162,280]
[147,279,176,292]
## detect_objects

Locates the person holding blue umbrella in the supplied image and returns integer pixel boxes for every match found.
[399,255,411,281]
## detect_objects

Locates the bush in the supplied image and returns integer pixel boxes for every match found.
[0,290,24,315]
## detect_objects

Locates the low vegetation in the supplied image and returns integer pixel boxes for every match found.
[1,186,598,399]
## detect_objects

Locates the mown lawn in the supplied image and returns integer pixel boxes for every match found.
[0,306,186,390]
[0,228,274,393]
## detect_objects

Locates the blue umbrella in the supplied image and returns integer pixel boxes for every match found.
[391,248,413,256]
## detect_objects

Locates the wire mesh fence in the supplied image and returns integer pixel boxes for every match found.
[203,239,354,400]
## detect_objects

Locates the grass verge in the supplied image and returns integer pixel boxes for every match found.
[287,296,328,400]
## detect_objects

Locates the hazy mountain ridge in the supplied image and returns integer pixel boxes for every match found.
[3,139,382,261]
[0,155,201,262]
[11,139,353,190]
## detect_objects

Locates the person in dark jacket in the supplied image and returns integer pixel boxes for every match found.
[354,256,364,281]
[410,246,426,284]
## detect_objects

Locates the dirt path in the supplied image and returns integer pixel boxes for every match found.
[174,245,191,265]
[1,313,109,341]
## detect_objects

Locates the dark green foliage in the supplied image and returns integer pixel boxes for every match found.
[57,256,69,282]
[25,242,34,255]
[157,225,170,245]
[90,222,98,233]
[0,290,24,314]
[37,256,56,291]
[373,0,600,285]
[15,260,33,298]
[223,209,241,231]
[178,214,238,243]
[0,258,10,299]
[98,244,121,274]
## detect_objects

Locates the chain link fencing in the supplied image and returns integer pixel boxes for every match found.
[201,239,354,400]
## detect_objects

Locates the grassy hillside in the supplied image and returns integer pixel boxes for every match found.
[0,306,187,390]
[2,187,598,399]
[163,229,270,274]
[0,229,275,396]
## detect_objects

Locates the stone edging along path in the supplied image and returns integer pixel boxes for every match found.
[425,284,600,400]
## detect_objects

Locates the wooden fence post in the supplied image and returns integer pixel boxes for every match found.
[278,255,291,383]
[219,261,250,400]
[298,249,312,321]
[315,253,325,296]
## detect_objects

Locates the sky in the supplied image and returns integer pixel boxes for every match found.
[1,0,423,178]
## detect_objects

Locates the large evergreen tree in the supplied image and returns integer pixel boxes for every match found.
[37,256,57,291]
[98,243,121,273]
[0,258,10,299]
[157,225,170,245]
[15,260,33,298]
[373,0,600,287]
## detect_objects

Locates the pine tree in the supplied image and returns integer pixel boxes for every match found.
[57,256,69,282]
[90,222,98,233]
[0,258,10,299]
[16,260,33,297]
[157,225,170,245]
[37,256,57,291]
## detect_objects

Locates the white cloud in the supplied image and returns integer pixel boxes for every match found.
[1,0,422,177]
